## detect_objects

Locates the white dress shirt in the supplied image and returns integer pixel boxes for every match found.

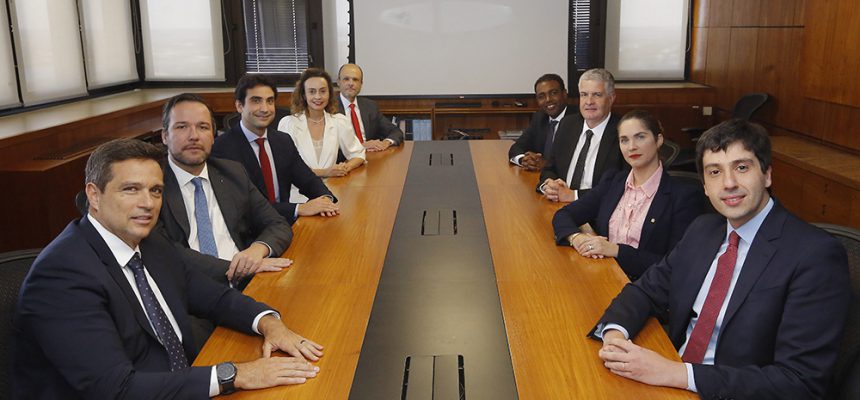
[565,112,612,190]
[240,121,280,202]
[167,157,241,261]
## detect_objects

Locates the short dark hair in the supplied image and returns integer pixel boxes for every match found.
[161,93,215,131]
[85,138,164,191]
[235,74,278,104]
[291,68,338,115]
[696,119,771,176]
[619,109,663,138]
[534,73,566,93]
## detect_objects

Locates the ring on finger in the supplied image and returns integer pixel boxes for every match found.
[300,339,307,345]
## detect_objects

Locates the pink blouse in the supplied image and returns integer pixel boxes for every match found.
[608,164,663,248]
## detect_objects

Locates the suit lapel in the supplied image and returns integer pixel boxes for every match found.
[139,239,196,357]
[678,218,727,318]
[556,118,583,179]
[268,132,291,197]
[598,174,626,233]
[639,172,671,248]
[721,205,784,328]
[163,166,191,239]
[80,218,159,341]
[207,162,243,247]
[321,113,340,163]
[358,97,372,139]
[591,116,618,183]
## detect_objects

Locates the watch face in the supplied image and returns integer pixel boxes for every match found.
[217,362,236,380]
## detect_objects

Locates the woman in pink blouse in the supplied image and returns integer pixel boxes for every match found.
[552,110,704,278]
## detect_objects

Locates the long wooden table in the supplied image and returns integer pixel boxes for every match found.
[195,140,695,399]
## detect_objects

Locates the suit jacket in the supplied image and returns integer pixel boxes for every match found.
[13,217,270,399]
[337,96,404,145]
[159,157,292,284]
[508,109,564,159]
[538,113,623,192]
[595,202,851,399]
[211,125,336,224]
[552,169,704,279]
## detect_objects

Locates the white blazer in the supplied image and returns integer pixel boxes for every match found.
[278,111,366,202]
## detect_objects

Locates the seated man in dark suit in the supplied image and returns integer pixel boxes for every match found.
[508,73,570,171]
[336,63,404,152]
[13,138,323,398]
[159,93,292,286]
[212,74,339,224]
[539,68,623,202]
[593,120,851,399]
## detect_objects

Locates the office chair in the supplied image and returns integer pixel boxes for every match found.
[660,139,681,168]
[0,248,41,398]
[812,223,860,400]
[671,93,770,171]
[74,190,88,216]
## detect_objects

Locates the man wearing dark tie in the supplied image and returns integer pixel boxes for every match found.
[508,73,570,171]
[14,138,323,398]
[336,63,404,152]
[158,93,292,286]
[593,120,850,399]
[539,68,623,202]
[211,74,338,224]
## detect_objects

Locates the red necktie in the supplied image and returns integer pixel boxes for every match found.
[349,103,364,143]
[254,137,276,203]
[682,231,741,363]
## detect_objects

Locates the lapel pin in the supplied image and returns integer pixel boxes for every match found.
[650,218,656,223]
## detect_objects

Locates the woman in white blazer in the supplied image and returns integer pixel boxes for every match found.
[278,68,366,202]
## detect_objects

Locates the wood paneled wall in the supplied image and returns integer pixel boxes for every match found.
[691,0,860,152]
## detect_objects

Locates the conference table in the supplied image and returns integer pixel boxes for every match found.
[194,140,695,399]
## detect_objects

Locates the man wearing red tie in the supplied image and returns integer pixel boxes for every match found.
[592,120,850,399]
[212,74,339,224]
[336,63,404,152]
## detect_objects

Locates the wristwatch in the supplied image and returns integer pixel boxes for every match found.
[216,362,237,395]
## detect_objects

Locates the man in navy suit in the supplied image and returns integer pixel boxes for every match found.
[336,63,404,151]
[212,74,338,224]
[593,120,851,399]
[508,73,570,171]
[13,138,323,398]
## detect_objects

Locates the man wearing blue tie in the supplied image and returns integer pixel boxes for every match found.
[157,93,293,287]
[592,120,851,399]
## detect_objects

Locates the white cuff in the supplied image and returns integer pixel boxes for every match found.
[209,367,219,397]
[252,310,280,335]
[685,363,697,392]
[597,323,629,340]
[510,154,525,166]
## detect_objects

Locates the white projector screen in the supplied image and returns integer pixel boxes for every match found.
[354,1,568,96]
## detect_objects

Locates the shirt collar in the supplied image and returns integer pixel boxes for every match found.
[87,214,140,268]
[727,197,774,245]
[582,112,612,135]
[240,120,267,143]
[549,106,568,123]
[167,156,210,188]
[340,93,357,108]
[624,163,663,198]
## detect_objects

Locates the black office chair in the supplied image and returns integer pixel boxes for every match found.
[672,93,770,171]
[667,170,715,214]
[660,139,681,168]
[74,190,88,216]
[0,248,41,398]
[812,224,860,400]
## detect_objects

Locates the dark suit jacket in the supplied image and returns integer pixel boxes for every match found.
[159,157,292,284]
[538,113,623,192]
[552,169,703,279]
[211,125,335,224]
[508,109,566,159]
[337,96,404,145]
[13,217,270,399]
[595,202,851,399]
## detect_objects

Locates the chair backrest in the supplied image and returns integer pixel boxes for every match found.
[731,92,769,121]
[74,190,88,217]
[0,248,41,399]
[660,139,681,168]
[813,224,860,400]
[667,170,716,214]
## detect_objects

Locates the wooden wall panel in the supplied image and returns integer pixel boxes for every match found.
[760,0,805,26]
[693,0,711,27]
[732,0,762,26]
[753,28,804,133]
[704,28,731,103]
[725,29,759,111]
[691,27,709,84]
[821,103,860,152]
[708,0,735,27]
[802,0,860,108]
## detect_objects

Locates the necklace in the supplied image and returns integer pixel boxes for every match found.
[308,116,324,125]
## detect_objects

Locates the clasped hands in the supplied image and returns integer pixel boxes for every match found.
[232,314,324,391]
[316,163,351,177]
[226,242,292,284]
[520,151,545,171]
[540,178,576,202]
[567,233,619,259]
[598,329,687,389]
[364,139,392,152]
[297,195,339,217]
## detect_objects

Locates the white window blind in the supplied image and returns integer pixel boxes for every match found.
[0,3,19,109]
[140,0,224,81]
[605,0,689,80]
[79,0,138,89]
[244,0,309,74]
[9,0,87,105]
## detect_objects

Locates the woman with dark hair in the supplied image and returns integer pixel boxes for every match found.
[277,68,365,201]
[552,110,703,279]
